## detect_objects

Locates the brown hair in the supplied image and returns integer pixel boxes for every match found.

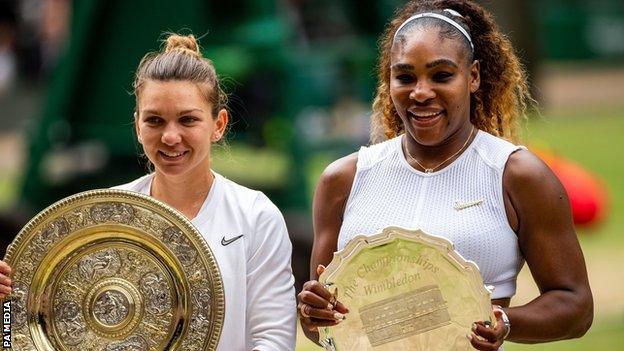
[133,33,226,116]
[371,0,533,143]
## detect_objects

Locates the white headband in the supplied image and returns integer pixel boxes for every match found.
[393,11,474,51]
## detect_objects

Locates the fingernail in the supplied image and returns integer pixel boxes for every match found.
[334,312,345,321]
[466,333,472,340]
[327,303,334,310]
[471,323,477,331]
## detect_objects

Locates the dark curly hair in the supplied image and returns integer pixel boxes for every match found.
[371,0,533,143]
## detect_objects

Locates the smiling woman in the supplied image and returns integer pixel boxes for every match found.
[388,26,479,165]
[135,80,226,198]
[297,1,593,350]
[0,33,297,351]
[120,33,297,351]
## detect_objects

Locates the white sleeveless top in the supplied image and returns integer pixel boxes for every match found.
[338,130,525,299]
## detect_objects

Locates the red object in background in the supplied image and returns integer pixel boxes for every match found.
[534,149,609,227]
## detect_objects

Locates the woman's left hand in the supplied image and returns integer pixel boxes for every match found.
[468,306,509,350]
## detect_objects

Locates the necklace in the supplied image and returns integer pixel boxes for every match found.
[403,126,476,173]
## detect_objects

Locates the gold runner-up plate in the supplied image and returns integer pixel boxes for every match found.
[3,190,224,351]
[318,227,494,351]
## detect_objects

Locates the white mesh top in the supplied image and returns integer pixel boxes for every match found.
[337,130,526,299]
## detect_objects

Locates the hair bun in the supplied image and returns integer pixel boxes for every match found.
[164,34,201,57]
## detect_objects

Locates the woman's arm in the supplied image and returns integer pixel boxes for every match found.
[246,193,297,351]
[310,153,358,279]
[505,150,593,341]
[472,149,593,349]
[300,153,358,344]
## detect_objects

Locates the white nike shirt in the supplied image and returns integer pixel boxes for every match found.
[113,172,296,351]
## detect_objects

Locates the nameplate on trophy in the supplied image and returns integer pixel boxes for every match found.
[318,226,494,351]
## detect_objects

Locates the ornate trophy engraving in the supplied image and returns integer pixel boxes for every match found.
[318,227,495,351]
[2,190,224,351]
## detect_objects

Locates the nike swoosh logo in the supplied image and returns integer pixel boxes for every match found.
[221,235,244,246]
[454,199,484,211]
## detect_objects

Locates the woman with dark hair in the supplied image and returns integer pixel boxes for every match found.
[297,1,593,350]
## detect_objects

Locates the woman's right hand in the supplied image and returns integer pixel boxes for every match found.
[0,260,12,299]
[297,279,349,332]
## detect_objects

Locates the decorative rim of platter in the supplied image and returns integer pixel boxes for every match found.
[320,226,491,294]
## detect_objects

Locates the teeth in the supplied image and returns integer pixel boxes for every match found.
[411,111,441,118]
[162,151,184,157]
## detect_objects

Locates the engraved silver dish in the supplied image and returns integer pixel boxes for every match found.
[318,226,494,351]
[3,190,224,350]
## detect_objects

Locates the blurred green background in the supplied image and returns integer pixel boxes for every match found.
[0,0,623,349]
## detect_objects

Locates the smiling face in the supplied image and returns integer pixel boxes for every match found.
[135,80,227,180]
[390,27,480,147]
